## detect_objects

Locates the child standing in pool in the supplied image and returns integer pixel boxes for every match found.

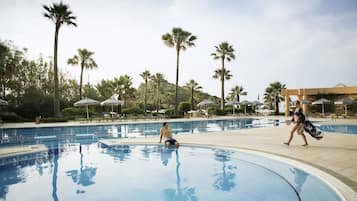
[159,122,180,148]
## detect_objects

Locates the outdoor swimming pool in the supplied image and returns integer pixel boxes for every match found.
[319,124,357,134]
[0,144,342,201]
[0,118,281,145]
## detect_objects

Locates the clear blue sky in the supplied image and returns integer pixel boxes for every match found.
[1,0,357,100]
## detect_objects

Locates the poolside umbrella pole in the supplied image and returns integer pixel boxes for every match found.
[74,97,100,119]
[334,98,356,116]
[100,96,123,112]
[225,100,239,115]
[312,98,331,116]
[240,100,252,114]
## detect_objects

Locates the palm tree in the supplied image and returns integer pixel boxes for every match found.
[151,73,164,112]
[184,80,202,111]
[140,70,151,114]
[43,2,77,117]
[213,69,233,107]
[264,81,286,115]
[162,27,197,115]
[211,42,235,110]
[67,49,97,99]
[227,85,247,102]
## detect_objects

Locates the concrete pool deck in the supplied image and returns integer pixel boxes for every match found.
[1,117,357,200]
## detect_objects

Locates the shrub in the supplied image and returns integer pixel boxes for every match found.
[62,107,81,117]
[178,101,191,114]
[164,108,175,116]
[122,107,145,115]
[225,107,233,114]
[168,115,184,119]
[0,112,26,123]
[207,107,225,116]
[40,117,70,123]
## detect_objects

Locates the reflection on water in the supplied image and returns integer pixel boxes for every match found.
[161,148,198,201]
[290,168,308,193]
[105,145,131,162]
[213,149,237,191]
[66,145,97,194]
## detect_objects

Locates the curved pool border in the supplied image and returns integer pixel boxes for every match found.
[99,140,357,201]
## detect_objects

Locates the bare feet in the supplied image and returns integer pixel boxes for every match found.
[302,144,308,147]
[283,142,290,146]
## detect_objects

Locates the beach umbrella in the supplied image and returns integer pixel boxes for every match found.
[252,100,263,106]
[240,100,252,114]
[312,98,331,116]
[0,98,8,106]
[334,98,356,116]
[74,97,99,119]
[226,100,239,115]
[197,99,215,107]
[100,96,123,112]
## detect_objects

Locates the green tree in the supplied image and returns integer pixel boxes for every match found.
[178,101,191,114]
[151,73,165,112]
[140,70,151,114]
[213,68,233,106]
[211,42,235,110]
[227,85,247,102]
[264,81,286,115]
[96,79,115,100]
[184,79,202,111]
[67,48,97,99]
[43,2,77,117]
[0,41,22,98]
[162,27,197,115]
[112,75,136,108]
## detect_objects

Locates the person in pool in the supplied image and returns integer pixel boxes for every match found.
[159,122,180,148]
[284,100,308,146]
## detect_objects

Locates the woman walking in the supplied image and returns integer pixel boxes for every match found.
[284,100,308,146]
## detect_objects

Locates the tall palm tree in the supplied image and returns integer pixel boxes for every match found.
[151,73,164,112]
[162,27,197,115]
[211,42,235,110]
[67,49,97,99]
[227,85,247,102]
[264,81,286,115]
[140,70,151,114]
[43,2,77,117]
[184,79,202,111]
[213,68,233,108]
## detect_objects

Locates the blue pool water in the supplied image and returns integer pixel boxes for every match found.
[0,144,342,201]
[319,124,357,134]
[0,118,281,145]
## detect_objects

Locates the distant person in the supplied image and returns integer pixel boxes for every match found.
[35,115,41,124]
[284,100,308,146]
[159,122,180,148]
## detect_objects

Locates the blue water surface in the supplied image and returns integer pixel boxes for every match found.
[0,144,342,201]
[0,118,280,145]
[319,124,357,134]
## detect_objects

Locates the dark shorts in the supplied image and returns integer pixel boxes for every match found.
[165,138,177,145]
